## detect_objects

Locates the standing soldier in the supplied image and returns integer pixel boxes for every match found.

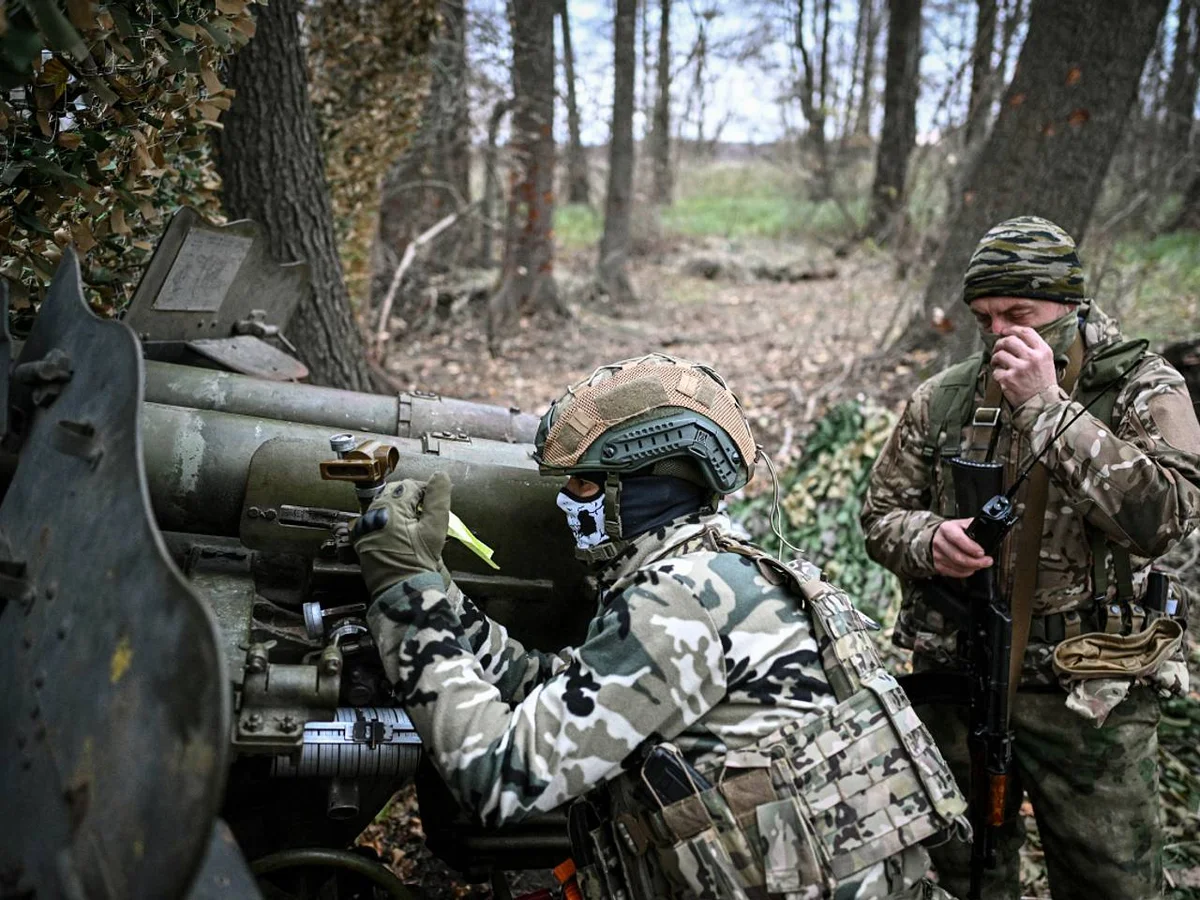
[861,216,1200,900]
[354,354,967,899]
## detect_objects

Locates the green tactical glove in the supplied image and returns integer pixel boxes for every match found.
[352,472,452,598]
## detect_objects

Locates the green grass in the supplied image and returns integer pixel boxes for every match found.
[1096,230,1200,346]
[554,159,867,247]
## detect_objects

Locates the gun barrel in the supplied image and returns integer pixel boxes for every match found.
[143,359,539,443]
[140,402,588,643]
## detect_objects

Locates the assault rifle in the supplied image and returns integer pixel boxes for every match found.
[902,458,1018,900]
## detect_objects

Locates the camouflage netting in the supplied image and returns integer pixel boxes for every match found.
[305,0,440,312]
[0,0,262,316]
[732,400,901,624]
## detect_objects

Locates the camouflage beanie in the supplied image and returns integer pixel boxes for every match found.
[962,216,1086,306]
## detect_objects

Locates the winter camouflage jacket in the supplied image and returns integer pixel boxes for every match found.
[366,511,839,827]
[861,301,1200,683]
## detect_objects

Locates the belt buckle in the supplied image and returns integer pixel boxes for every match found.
[972,407,1001,428]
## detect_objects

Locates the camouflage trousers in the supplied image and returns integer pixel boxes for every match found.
[916,686,1162,900]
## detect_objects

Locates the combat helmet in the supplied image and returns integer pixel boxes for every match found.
[533,354,758,548]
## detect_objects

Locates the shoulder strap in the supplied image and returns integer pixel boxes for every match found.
[1076,339,1149,613]
[705,533,878,702]
[923,352,985,461]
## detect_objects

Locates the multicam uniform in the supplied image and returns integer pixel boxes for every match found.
[368,510,966,899]
[861,299,1200,899]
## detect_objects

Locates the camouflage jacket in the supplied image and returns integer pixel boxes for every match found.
[366,511,839,828]
[861,302,1200,683]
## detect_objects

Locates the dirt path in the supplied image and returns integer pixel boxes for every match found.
[381,238,918,464]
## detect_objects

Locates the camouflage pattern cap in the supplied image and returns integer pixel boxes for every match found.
[962,215,1086,305]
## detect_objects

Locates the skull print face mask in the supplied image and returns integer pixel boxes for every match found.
[556,484,607,551]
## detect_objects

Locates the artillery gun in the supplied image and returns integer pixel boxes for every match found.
[0,218,589,899]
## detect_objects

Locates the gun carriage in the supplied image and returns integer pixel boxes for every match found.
[0,213,589,899]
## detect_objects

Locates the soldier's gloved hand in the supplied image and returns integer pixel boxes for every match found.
[352,472,452,598]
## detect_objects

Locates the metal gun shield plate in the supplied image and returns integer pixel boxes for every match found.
[123,207,309,380]
[0,251,230,899]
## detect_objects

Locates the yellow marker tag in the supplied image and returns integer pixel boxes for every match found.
[448,511,499,570]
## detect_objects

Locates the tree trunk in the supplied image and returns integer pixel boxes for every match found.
[489,0,561,342]
[1163,0,1200,185]
[599,0,638,307]
[864,0,922,244]
[909,0,1169,358]
[371,0,471,316]
[560,0,590,205]
[852,0,882,138]
[650,0,674,204]
[964,0,997,147]
[1168,167,1200,230]
[794,0,833,198]
[480,98,511,266]
[218,0,373,390]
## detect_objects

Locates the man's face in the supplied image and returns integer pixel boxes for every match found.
[968,296,1075,336]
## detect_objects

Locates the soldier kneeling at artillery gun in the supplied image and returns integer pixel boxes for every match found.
[351,354,969,900]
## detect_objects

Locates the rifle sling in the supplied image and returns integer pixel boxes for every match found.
[1005,334,1084,713]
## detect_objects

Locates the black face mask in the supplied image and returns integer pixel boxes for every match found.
[618,474,708,540]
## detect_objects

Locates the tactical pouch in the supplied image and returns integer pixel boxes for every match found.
[655,790,749,899]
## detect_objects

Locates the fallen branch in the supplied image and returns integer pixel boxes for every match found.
[374,211,461,356]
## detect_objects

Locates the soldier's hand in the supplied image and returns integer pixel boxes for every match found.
[932,518,993,578]
[989,326,1057,407]
[353,472,453,599]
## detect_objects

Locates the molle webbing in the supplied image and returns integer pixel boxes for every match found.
[707,536,969,836]
[922,353,984,461]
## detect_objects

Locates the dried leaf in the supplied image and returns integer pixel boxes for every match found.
[201,66,224,95]
[216,0,249,14]
[110,205,130,236]
[66,0,95,30]
[71,222,97,253]
[56,131,83,150]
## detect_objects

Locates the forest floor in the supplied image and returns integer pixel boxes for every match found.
[378,234,928,465]
[362,225,1200,899]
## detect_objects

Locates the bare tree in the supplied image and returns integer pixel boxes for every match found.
[599,0,638,307]
[560,0,590,205]
[910,0,1169,357]
[1163,0,1200,183]
[218,0,373,390]
[964,0,997,147]
[792,0,836,198]
[852,0,883,138]
[371,0,471,316]
[650,0,674,204]
[490,0,562,341]
[864,0,922,244]
[479,98,511,265]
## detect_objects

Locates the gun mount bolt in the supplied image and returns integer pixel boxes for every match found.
[264,509,278,521]
[603,445,617,458]
[247,507,261,519]
[278,715,299,733]
[243,713,264,732]
[246,657,267,675]
[320,657,342,676]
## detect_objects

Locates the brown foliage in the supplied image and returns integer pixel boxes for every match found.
[0,0,261,315]
[305,0,441,311]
